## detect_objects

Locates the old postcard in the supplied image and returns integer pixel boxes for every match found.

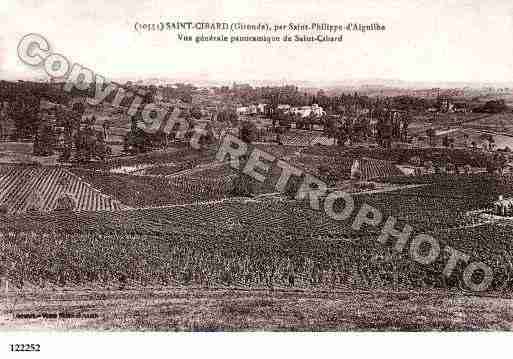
[1,0,513,356]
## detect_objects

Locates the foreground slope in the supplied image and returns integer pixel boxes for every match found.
[1,287,512,331]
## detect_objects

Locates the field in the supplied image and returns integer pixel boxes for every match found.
[302,144,501,169]
[3,125,513,330]
[84,146,219,172]
[254,129,331,147]
[461,113,513,135]
[0,165,128,214]
[0,142,59,165]
[409,113,496,136]
[67,143,379,207]
[68,164,278,207]
[2,173,513,332]
[2,174,513,297]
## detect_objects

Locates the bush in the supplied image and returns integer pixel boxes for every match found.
[410,156,421,166]
[54,194,76,212]
[230,174,254,197]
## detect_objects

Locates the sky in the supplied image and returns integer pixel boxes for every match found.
[1,0,513,86]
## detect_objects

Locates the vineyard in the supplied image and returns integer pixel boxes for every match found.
[254,129,326,146]
[302,145,497,168]
[1,220,511,293]
[357,158,404,180]
[291,153,403,182]
[69,163,277,207]
[0,164,129,214]
[68,168,229,207]
[1,174,513,293]
[280,133,316,146]
[2,131,513,296]
[461,113,513,133]
[84,146,220,174]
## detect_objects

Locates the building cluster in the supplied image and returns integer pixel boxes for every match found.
[428,98,469,113]
[236,103,267,116]
[235,103,327,118]
[279,104,326,118]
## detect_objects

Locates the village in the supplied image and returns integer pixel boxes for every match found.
[1,79,513,210]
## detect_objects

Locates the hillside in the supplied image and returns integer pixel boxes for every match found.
[0,164,129,214]
[2,174,513,296]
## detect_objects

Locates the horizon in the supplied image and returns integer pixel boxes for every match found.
[1,0,513,87]
[2,75,513,90]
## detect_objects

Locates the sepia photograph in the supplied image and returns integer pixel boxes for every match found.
[1,0,513,356]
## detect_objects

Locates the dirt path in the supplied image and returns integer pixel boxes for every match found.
[1,287,512,330]
[128,183,429,211]
[165,162,225,179]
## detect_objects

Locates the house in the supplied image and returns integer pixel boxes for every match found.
[290,104,326,118]
[237,106,251,115]
[453,102,469,113]
[236,104,267,116]
[257,103,267,113]
[438,98,455,113]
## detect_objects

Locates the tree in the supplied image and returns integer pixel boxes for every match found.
[239,120,257,144]
[190,106,202,120]
[463,133,470,147]
[102,119,112,140]
[336,126,347,147]
[230,172,254,197]
[442,135,449,148]
[93,131,110,161]
[54,194,76,212]
[9,95,40,140]
[324,116,338,138]
[474,100,508,114]
[426,128,436,147]
[71,101,85,116]
[318,164,338,185]
[58,131,73,163]
[124,115,153,154]
[33,122,56,156]
[479,133,493,143]
[0,204,8,216]
[75,127,110,162]
[74,127,95,162]
[284,174,302,199]
[491,153,507,175]
[26,190,42,213]
[190,123,215,150]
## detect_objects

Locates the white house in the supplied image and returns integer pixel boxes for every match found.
[237,104,267,116]
[290,104,326,118]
